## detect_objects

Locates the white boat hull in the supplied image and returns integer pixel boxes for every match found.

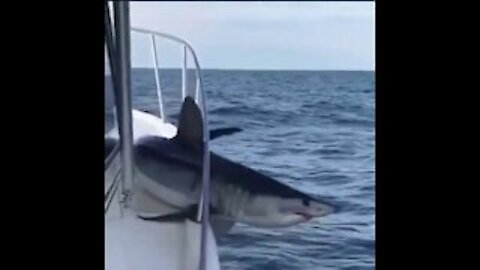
[105,110,221,270]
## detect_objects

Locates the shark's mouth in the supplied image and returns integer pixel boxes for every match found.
[296,212,313,220]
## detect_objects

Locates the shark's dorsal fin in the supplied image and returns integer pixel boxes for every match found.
[174,96,204,151]
[210,127,242,140]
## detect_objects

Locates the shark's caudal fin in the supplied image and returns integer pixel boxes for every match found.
[174,97,204,151]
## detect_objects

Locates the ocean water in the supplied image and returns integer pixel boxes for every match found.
[105,69,375,269]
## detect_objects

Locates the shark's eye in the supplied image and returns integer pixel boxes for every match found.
[302,199,310,207]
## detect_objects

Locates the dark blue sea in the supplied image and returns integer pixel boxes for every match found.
[106,69,375,270]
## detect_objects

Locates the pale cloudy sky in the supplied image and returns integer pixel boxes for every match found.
[130,1,375,70]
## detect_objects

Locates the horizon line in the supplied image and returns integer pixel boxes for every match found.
[131,66,375,72]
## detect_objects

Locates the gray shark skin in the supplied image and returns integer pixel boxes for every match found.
[133,97,336,229]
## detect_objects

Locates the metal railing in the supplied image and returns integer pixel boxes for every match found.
[131,27,204,105]
[114,26,212,270]
[131,27,211,270]
[131,26,211,213]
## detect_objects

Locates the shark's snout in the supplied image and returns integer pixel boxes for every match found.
[306,199,337,218]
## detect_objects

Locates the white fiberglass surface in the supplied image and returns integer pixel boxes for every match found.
[106,109,177,141]
[106,208,220,270]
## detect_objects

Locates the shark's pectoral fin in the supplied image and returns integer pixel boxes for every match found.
[211,216,236,238]
[134,188,182,218]
[138,211,193,222]
[210,127,242,140]
[139,204,199,222]
[138,204,219,223]
[139,212,235,238]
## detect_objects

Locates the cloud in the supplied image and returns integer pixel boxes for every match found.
[130,2,375,70]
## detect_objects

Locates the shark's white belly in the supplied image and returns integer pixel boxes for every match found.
[133,172,307,228]
[213,181,307,228]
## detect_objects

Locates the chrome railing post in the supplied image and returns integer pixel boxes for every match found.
[195,74,201,103]
[150,34,165,121]
[114,1,134,200]
[182,44,187,100]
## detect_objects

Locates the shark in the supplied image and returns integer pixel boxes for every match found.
[131,97,336,234]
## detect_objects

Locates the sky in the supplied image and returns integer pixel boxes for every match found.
[129,1,375,71]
